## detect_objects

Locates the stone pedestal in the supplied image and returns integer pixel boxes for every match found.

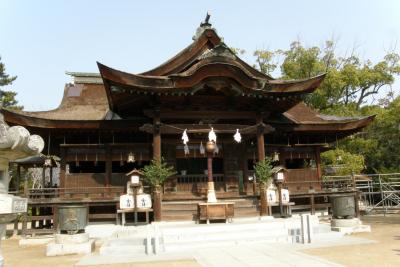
[46,233,94,256]
[0,116,44,267]
[331,218,371,234]
[0,225,5,267]
[207,182,217,203]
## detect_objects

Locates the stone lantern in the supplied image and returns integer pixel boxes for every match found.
[0,115,44,266]
[272,166,289,217]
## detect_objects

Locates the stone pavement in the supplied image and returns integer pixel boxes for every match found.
[78,240,374,266]
[193,244,344,267]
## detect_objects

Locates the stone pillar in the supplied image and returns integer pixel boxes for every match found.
[0,117,44,267]
[0,224,5,267]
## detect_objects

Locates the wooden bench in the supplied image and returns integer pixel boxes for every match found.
[198,202,234,224]
[116,208,153,226]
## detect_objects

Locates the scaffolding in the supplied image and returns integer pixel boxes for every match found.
[323,173,400,215]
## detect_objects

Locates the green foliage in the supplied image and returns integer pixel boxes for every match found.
[252,40,400,111]
[253,157,274,185]
[141,158,176,187]
[0,56,22,110]
[364,97,400,172]
[321,149,365,175]
[253,49,277,75]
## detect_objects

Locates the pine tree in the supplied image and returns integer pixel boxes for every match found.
[0,56,23,110]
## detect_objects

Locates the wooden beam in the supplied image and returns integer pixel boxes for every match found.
[144,109,257,120]
[140,123,274,135]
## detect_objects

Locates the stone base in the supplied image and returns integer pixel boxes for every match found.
[331,218,371,234]
[46,239,95,256]
[55,233,89,244]
[19,237,53,246]
[331,218,360,228]
[207,189,217,203]
[259,216,274,221]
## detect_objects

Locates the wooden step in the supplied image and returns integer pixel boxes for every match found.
[162,204,198,211]
[162,213,196,221]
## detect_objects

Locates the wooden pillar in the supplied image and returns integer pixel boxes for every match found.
[49,166,53,186]
[59,148,66,189]
[354,192,360,218]
[42,166,46,188]
[315,147,322,181]
[153,116,161,162]
[153,113,162,221]
[310,194,315,215]
[105,145,112,187]
[53,205,59,233]
[256,116,265,162]
[257,115,269,216]
[242,144,249,195]
[207,152,213,183]
[16,164,21,193]
[23,166,28,197]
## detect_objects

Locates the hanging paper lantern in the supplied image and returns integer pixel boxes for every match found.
[208,127,217,142]
[75,153,79,167]
[273,152,280,162]
[127,152,135,163]
[182,129,189,144]
[214,144,219,154]
[199,141,205,155]
[233,129,241,143]
[184,143,190,155]
[44,157,52,167]
[120,152,124,166]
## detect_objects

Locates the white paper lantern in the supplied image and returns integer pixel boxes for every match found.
[136,194,152,209]
[233,129,241,143]
[182,129,189,144]
[120,194,134,209]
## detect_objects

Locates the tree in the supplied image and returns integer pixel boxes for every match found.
[0,56,22,110]
[141,158,176,187]
[254,157,274,185]
[253,41,400,111]
[321,148,365,176]
[254,157,274,216]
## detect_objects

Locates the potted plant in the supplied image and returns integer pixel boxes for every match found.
[254,157,274,216]
[142,158,175,221]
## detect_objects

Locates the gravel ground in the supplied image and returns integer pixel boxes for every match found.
[2,238,199,267]
[303,214,400,267]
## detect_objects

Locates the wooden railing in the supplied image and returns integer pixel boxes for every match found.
[285,168,321,193]
[165,174,225,193]
[27,186,126,201]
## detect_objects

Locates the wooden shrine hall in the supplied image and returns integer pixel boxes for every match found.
[1,17,374,232]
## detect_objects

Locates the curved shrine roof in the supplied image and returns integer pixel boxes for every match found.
[1,19,374,135]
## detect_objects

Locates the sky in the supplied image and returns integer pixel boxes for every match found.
[1,0,399,111]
